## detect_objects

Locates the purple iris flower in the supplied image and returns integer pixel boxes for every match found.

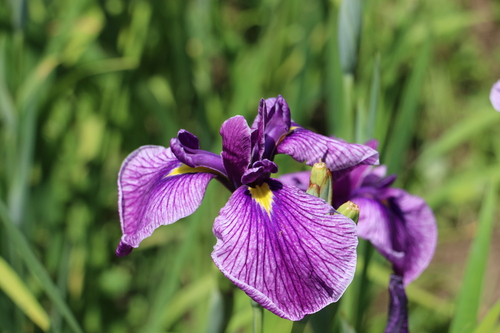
[280,140,437,329]
[490,80,500,112]
[116,96,379,321]
[280,140,436,285]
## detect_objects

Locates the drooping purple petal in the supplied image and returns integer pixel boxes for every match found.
[385,275,409,333]
[170,130,227,176]
[117,146,217,255]
[220,116,252,188]
[211,179,357,321]
[352,196,402,259]
[354,189,437,285]
[278,170,310,192]
[332,139,381,206]
[277,126,379,180]
[490,80,500,112]
[386,188,437,285]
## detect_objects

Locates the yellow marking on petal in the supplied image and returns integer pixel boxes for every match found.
[249,182,274,216]
[166,164,216,177]
[278,126,300,145]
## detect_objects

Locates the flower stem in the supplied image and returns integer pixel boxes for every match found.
[354,239,374,332]
[207,273,234,333]
[291,316,310,333]
[251,300,264,333]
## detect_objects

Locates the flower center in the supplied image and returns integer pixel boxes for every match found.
[249,182,273,216]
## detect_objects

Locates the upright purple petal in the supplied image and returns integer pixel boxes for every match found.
[490,80,500,112]
[251,96,292,160]
[220,116,252,188]
[211,179,357,321]
[117,146,217,255]
[277,126,379,180]
[385,275,409,333]
[355,189,437,285]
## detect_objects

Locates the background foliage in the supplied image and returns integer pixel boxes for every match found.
[0,0,499,332]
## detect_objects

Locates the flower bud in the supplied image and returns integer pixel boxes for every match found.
[306,161,332,204]
[337,201,360,223]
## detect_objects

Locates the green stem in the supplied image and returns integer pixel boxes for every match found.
[207,275,234,333]
[251,300,263,333]
[291,316,310,333]
[354,239,375,332]
[309,301,341,333]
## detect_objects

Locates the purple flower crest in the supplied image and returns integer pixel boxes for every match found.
[116,96,379,320]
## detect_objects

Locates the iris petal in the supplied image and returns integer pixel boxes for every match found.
[170,130,227,176]
[117,146,216,255]
[211,179,357,321]
[385,275,409,333]
[278,171,310,192]
[490,80,500,112]
[354,197,404,262]
[385,188,437,285]
[354,189,437,285]
[220,116,252,188]
[277,126,379,180]
[251,96,292,160]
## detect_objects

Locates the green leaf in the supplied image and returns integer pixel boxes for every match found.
[0,201,83,333]
[385,36,432,175]
[417,110,500,167]
[449,184,497,333]
[162,274,215,329]
[338,0,362,75]
[358,256,453,318]
[0,256,50,331]
[473,299,500,333]
[366,55,380,141]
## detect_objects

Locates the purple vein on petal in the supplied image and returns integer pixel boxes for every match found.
[211,179,357,321]
[117,146,217,254]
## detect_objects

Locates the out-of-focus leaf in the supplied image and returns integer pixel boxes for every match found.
[417,110,500,166]
[0,36,16,129]
[473,299,500,333]
[162,274,215,329]
[359,257,453,318]
[0,256,50,331]
[326,5,346,140]
[449,184,497,333]
[366,55,380,142]
[338,0,362,75]
[0,201,83,333]
[385,36,432,175]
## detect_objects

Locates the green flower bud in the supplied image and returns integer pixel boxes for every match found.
[306,161,333,204]
[336,201,360,223]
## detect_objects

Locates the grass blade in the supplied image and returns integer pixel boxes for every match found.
[473,299,500,333]
[449,183,497,333]
[366,55,380,141]
[385,36,432,175]
[0,201,83,333]
[338,0,362,75]
[0,256,50,331]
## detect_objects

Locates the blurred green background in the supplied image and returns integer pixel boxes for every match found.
[0,0,499,332]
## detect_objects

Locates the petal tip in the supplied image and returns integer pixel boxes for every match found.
[116,241,134,257]
[490,80,500,112]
